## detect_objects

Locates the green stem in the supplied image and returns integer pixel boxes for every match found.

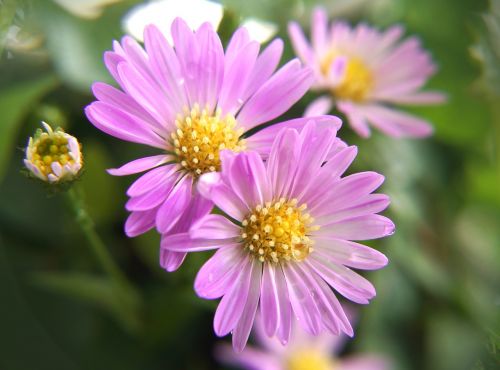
[65,186,142,333]
[66,186,127,286]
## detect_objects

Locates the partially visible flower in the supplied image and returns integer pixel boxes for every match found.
[162,121,393,351]
[216,315,392,370]
[288,7,446,138]
[85,18,330,270]
[52,0,122,19]
[24,122,83,183]
[122,0,224,43]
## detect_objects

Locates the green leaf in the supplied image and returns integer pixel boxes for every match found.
[32,271,141,334]
[0,75,58,183]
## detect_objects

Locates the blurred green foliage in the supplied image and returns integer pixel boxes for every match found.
[0,0,499,369]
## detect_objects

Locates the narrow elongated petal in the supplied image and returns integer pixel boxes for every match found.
[195,247,247,299]
[232,260,262,352]
[107,155,171,176]
[214,258,253,336]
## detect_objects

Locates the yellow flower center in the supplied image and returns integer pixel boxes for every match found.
[287,349,334,370]
[241,198,319,263]
[31,133,74,176]
[320,51,373,102]
[171,104,245,177]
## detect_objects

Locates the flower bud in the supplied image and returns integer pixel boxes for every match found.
[24,122,83,183]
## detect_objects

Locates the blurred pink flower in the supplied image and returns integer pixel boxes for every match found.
[85,18,335,271]
[162,121,393,351]
[288,8,446,138]
[216,315,392,370]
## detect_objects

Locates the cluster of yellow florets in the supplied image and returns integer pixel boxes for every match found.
[24,122,82,183]
[171,104,245,177]
[241,198,320,263]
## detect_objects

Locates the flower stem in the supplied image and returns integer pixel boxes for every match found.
[65,186,141,332]
[66,186,127,285]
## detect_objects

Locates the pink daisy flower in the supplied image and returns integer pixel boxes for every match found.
[85,18,333,270]
[288,8,446,138]
[216,315,391,370]
[162,121,394,351]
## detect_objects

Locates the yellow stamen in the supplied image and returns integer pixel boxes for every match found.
[287,349,335,370]
[241,198,319,263]
[170,104,245,177]
[320,51,373,102]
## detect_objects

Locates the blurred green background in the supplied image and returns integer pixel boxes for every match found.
[0,0,499,369]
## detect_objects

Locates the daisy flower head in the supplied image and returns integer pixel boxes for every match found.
[162,121,394,351]
[85,17,331,269]
[216,315,392,370]
[288,7,446,138]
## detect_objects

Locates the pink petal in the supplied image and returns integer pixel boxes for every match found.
[124,209,156,237]
[169,192,213,234]
[310,172,385,217]
[360,105,433,138]
[311,271,353,336]
[260,263,280,337]
[314,237,388,270]
[274,265,292,345]
[307,254,376,304]
[226,151,271,208]
[232,260,262,352]
[339,355,392,370]
[117,62,176,126]
[317,194,391,225]
[236,60,313,129]
[316,214,395,240]
[126,164,177,196]
[159,249,187,272]
[243,38,284,102]
[214,257,253,336]
[143,25,188,111]
[225,27,251,66]
[381,91,447,105]
[190,214,241,240]
[304,96,333,117]
[312,7,328,50]
[193,22,225,110]
[295,263,350,336]
[107,155,171,176]
[85,102,166,149]
[246,115,342,160]
[283,263,321,335]
[125,181,172,211]
[171,17,200,106]
[199,177,248,220]
[195,247,247,299]
[214,343,282,370]
[92,82,165,134]
[288,21,314,64]
[290,122,338,199]
[161,232,235,252]
[155,175,193,234]
[218,41,260,115]
[103,51,125,87]
[337,101,372,138]
[266,127,301,199]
